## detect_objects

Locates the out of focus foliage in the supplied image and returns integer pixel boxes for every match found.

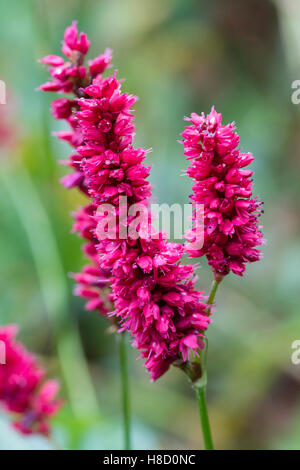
[0,0,300,449]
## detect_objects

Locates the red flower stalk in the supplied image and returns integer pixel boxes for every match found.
[0,325,62,436]
[182,107,264,277]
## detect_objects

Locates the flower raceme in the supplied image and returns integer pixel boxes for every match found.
[0,325,62,435]
[40,23,210,380]
[182,107,264,277]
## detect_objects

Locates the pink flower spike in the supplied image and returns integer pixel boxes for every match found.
[182,107,264,277]
[0,325,62,435]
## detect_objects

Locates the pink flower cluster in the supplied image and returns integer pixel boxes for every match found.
[40,23,210,380]
[39,22,113,316]
[182,107,263,277]
[0,325,62,435]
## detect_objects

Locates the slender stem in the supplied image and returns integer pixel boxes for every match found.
[195,386,214,450]
[194,277,221,450]
[119,333,131,450]
[206,279,221,313]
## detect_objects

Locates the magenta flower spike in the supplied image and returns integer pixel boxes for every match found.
[0,325,62,436]
[182,106,264,279]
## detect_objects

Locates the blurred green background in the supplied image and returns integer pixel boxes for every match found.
[1,0,300,450]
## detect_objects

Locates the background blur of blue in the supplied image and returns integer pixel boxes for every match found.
[1,0,300,450]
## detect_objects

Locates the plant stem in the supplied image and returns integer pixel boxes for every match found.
[194,277,221,450]
[206,278,221,312]
[119,333,131,450]
[195,386,214,450]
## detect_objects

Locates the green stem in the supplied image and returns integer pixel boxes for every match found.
[195,386,214,450]
[119,333,131,450]
[194,277,221,450]
[206,278,221,312]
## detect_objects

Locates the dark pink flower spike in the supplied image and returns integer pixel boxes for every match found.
[0,325,62,435]
[182,107,264,277]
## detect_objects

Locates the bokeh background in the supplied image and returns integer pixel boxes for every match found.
[1,0,300,450]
